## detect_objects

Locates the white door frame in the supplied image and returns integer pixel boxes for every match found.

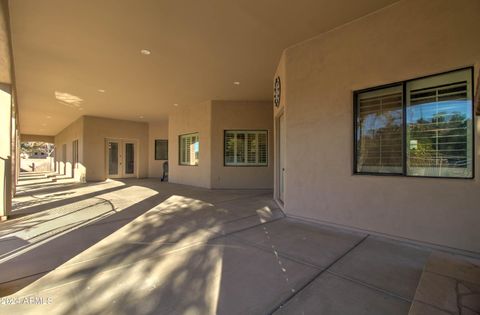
[106,139,121,179]
[275,110,286,205]
[105,138,139,179]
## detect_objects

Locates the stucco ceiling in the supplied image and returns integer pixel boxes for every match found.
[10,0,399,135]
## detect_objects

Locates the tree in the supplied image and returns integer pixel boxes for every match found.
[20,142,55,157]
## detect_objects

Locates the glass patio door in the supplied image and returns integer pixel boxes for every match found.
[123,142,136,178]
[106,139,137,179]
[107,140,121,178]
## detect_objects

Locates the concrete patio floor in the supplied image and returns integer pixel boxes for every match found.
[0,172,432,314]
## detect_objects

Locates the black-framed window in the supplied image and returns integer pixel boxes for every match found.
[179,133,199,166]
[154,139,168,160]
[224,130,268,166]
[354,67,474,179]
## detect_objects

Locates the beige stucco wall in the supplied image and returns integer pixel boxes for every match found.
[21,134,55,143]
[0,0,14,219]
[148,121,168,178]
[280,0,480,253]
[0,0,11,85]
[210,100,273,189]
[54,117,85,181]
[0,84,12,219]
[83,116,148,181]
[168,101,212,188]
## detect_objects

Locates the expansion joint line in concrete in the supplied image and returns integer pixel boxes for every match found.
[325,270,412,303]
[267,234,370,314]
[209,216,285,241]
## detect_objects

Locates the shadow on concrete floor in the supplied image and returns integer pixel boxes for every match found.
[0,172,280,303]
[0,173,433,315]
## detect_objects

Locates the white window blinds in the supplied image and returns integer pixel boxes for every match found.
[406,68,473,178]
[224,131,268,166]
[354,67,473,178]
[179,133,199,165]
[356,86,403,174]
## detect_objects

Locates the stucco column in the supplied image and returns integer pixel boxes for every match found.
[12,113,19,196]
[0,84,12,220]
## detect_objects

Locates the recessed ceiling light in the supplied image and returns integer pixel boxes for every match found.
[173,103,178,106]
[140,49,151,55]
[97,89,105,93]
[46,115,52,119]
[233,81,240,85]
[139,115,144,119]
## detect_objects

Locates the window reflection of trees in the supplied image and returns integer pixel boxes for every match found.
[408,102,469,169]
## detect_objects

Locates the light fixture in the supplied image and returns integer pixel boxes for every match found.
[139,115,144,119]
[140,49,151,55]
[173,103,178,106]
[233,81,240,85]
[46,115,52,119]
[97,89,105,93]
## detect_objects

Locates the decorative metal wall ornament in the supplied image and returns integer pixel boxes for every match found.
[273,76,281,108]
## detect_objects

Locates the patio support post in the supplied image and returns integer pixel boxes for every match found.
[0,83,12,220]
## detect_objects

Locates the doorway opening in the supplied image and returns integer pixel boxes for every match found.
[19,141,55,173]
[276,112,285,204]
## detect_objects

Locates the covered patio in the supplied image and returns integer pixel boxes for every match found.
[0,173,433,314]
[1,1,480,313]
